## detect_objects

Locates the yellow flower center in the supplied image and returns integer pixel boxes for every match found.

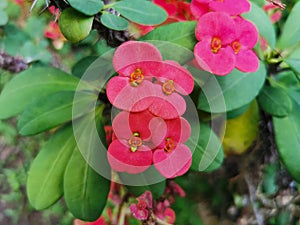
[164,138,176,153]
[211,37,222,53]
[162,80,175,95]
[231,41,241,54]
[128,132,143,152]
[129,69,144,86]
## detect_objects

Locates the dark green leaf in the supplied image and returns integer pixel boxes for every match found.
[68,0,104,16]
[187,122,224,172]
[0,67,82,119]
[226,103,251,119]
[258,85,293,117]
[243,2,276,48]
[198,62,266,113]
[18,91,97,136]
[125,180,166,199]
[112,0,167,25]
[273,96,300,183]
[64,148,110,221]
[27,125,76,210]
[140,21,197,51]
[100,12,129,31]
[277,2,300,49]
[72,56,98,78]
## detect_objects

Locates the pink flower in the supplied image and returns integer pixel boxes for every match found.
[167,181,186,197]
[130,191,153,221]
[190,0,250,19]
[194,12,258,75]
[153,117,192,178]
[154,200,176,223]
[106,41,194,119]
[107,110,166,174]
[194,12,236,75]
[85,217,106,225]
[263,3,282,23]
[231,17,259,72]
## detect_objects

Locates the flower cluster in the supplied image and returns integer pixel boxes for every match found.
[130,181,186,223]
[106,41,193,178]
[191,0,259,75]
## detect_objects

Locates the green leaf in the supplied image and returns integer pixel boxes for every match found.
[140,21,197,51]
[198,62,266,113]
[18,91,98,136]
[187,122,224,172]
[277,2,300,49]
[64,148,110,221]
[68,0,104,16]
[226,103,250,119]
[243,3,276,48]
[72,56,98,78]
[284,46,300,73]
[58,8,94,43]
[0,67,81,119]
[100,12,129,31]
[112,0,167,25]
[27,125,76,210]
[273,97,300,183]
[0,1,7,9]
[258,85,293,117]
[0,10,8,26]
[125,180,166,199]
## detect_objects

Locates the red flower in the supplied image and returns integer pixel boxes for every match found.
[263,3,282,23]
[130,191,153,221]
[191,0,250,19]
[107,110,166,174]
[153,117,192,178]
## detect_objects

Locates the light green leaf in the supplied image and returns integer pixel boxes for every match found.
[140,21,197,51]
[277,2,300,49]
[68,0,104,16]
[112,0,167,25]
[187,122,224,172]
[258,85,293,117]
[243,3,276,48]
[18,91,98,136]
[0,67,82,119]
[198,62,266,113]
[100,12,129,31]
[27,125,76,210]
[0,10,8,26]
[64,148,110,221]
[58,8,94,43]
[284,46,300,73]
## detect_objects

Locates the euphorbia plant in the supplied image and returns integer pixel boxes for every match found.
[1,0,300,224]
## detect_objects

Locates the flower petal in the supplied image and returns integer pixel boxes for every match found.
[118,61,194,95]
[152,117,191,148]
[137,191,153,209]
[190,0,209,19]
[194,41,235,75]
[209,0,250,15]
[148,85,187,119]
[107,140,152,174]
[130,204,149,221]
[106,77,154,112]
[235,49,259,73]
[113,41,162,71]
[234,17,258,49]
[153,144,192,178]
[195,12,236,44]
